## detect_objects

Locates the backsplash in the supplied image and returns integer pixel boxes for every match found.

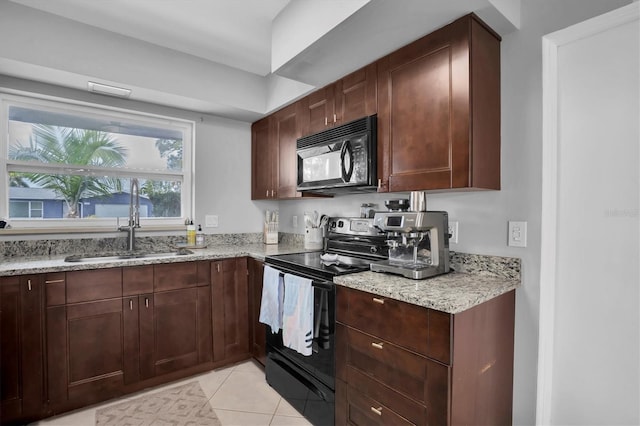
[0,233,519,281]
[0,232,305,259]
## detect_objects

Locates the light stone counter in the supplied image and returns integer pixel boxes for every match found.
[0,243,309,277]
[334,269,519,314]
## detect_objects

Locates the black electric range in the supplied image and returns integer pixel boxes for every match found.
[262,217,387,426]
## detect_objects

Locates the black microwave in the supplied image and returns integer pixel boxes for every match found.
[296,115,377,194]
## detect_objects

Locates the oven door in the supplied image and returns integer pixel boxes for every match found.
[265,278,335,389]
[266,350,334,426]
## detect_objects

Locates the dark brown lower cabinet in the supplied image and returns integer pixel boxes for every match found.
[46,263,213,414]
[141,286,212,378]
[47,268,129,409]
[211,258,249,363]
[47,298,130,408]
[336,286,515,425]
[0,275,45,424]
[248,258,266,365]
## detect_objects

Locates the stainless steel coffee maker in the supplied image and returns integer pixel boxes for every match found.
[370,208,450,280]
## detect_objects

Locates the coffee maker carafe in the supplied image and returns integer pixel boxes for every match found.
[370,211,450,279]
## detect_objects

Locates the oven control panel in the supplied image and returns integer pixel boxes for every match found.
[328,217,384,237]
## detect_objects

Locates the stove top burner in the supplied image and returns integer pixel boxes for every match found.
[265,251,373,280]
[265,216,389,281]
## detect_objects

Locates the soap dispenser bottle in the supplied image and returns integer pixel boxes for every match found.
[187,220,196,246]
[196,225,205,247]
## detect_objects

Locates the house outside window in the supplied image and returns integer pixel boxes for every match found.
[0,94,194,230]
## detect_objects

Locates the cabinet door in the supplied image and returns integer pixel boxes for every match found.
[304,84,336,135]
[377,29,461,192]
[141,288,203,377]
[251,116,275,200]
[47,299,127,408]
[247,258,266,365]
[377,15,499,192]
[335,63,377,125]
[0,275,44,423]
[211,258,249,362]
[274,102,302,199]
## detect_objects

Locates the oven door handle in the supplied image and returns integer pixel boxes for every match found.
[264,263,334,290]
[269,353,328,401]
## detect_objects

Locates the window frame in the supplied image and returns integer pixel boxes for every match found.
[0,93,195,231]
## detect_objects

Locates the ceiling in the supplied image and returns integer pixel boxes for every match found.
[0,0,519,122]
[9,0,291,77]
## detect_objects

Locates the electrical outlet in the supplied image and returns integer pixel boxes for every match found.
[205,215,219,228]
[508,221,527,247]
[448,221,459,244]
[292,215,298,228]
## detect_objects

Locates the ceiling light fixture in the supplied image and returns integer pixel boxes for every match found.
[87,81,132,98]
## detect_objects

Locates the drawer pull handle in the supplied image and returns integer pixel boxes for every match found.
[371,406,383,416]
[129,300,133,310]
[372,297,385,304]
[45,279,64,284]
[27,279,32,291]
[371,342,384,350]
[145,297,149,308]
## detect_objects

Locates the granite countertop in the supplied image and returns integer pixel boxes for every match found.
[334,270,519,314]
[0,243,306,277]
[1,239,521,315]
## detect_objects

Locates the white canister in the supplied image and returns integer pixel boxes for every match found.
[304,227,323,250]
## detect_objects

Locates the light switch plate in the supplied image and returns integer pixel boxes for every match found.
[508,221,527,247]
[448,221,459,244]
[205,215,219,228]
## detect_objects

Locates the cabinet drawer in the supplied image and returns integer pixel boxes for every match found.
[347,366,426,425]
[346,326,427,402]
[339,286,451,363]
[154,262,198,292]
[66,269,122,304]
[45,272,66,306]
[346,385,414,426]
[123,265,153,296]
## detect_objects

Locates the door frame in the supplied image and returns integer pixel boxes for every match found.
[537,3,640,424]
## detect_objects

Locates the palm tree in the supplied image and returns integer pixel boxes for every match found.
[9,125,127,218]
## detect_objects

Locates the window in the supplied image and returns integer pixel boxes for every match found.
[0,94,193,229]
[9,200,43,218]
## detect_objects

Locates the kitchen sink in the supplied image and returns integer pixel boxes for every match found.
[64,248,194,263]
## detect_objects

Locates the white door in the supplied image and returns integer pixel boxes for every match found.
[538,3,639,425]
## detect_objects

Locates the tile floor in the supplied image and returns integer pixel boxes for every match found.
[33,360,313,426]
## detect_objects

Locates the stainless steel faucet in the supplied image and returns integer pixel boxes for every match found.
[119,178,140,251]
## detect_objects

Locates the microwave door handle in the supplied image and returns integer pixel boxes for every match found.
[340,140,354,183]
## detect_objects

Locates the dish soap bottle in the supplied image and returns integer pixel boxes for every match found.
[196,224,205,247]
[187,220,196,246]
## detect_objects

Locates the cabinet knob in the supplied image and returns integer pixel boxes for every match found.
[370,406,383,416]
[372,297,385,304]
[371,342,384,350]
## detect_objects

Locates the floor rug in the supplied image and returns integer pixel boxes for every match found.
[95,381,221,426]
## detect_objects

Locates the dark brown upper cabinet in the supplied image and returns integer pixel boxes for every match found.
[376,14,501,193]
[301,63,378,137]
